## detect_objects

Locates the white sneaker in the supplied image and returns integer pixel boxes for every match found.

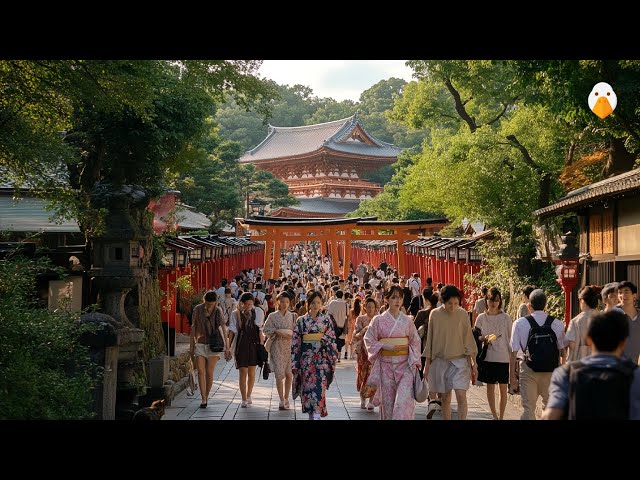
[241,400,247,408]
[426,399,441,419]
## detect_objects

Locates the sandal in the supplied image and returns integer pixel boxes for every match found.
[284,399,290,409]
[367,403,374,411]
[279,401,286,411]
[199,403,207,408]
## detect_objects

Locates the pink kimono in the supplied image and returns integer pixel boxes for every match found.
[363,310,422,420]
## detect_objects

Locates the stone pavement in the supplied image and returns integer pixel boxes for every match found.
[164,356,524,420]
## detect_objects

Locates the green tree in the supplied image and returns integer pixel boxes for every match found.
[176,130,297,227]
[0,60,275,364]
[511,60,640,177]
[0,253,96,419]
[235,164,298,216]
[384,61,578,277]
[216,82,321,150]
[352,148,440,220]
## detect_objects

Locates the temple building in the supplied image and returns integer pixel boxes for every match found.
[239,114,402,217]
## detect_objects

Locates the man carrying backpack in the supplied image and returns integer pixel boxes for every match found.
[542,309,640,420]
[509,289,566,420]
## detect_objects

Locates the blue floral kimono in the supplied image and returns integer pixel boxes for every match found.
[291,312,338,417]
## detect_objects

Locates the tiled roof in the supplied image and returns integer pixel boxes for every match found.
[0,194,80,233]
[174,205,212,230]
[239,115,402,162]
[535,167,640,218]
[287,197,361,215]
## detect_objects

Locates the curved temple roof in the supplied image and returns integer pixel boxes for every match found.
[239,114,402,162]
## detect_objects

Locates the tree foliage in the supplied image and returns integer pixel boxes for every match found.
[176,132,298,228]
[0,60,276,367]
[215,78,429,151]
[0,253,96,419]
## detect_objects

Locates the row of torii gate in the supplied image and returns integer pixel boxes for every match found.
[238,216,449,280]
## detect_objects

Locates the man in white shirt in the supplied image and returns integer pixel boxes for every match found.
[229,277,240,299]
[409,273,422,298]
[253,284,266,304]
[326,290,349,362]
[215,279,227,299]
[509,289,566,420]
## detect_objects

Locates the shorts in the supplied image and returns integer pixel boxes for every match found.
[477,361,509,384]
[194,343,221,359]
[428,357,471,393]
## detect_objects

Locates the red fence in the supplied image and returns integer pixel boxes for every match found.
[159,235,264,335]
[352,237,486,310]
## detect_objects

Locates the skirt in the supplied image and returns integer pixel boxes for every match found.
[477,361,509,384]
[428,357,471,393]
[194,343,221,359]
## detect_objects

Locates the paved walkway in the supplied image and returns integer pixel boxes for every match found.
[165,356,524,420]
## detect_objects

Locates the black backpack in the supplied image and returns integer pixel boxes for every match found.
[524,315,560,372]
[566,358,637,420]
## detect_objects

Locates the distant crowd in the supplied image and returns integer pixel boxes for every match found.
[187,241,640,420]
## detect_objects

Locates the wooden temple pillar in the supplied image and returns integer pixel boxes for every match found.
[330,229,339,276]
[343,229,352,278]
[263,230,272,281]
[275,238,283,279]
[396,231,407,278]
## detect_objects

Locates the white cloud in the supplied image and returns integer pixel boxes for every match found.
[259,60,414,102]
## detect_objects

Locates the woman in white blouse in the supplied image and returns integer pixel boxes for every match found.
[474,287,512,420]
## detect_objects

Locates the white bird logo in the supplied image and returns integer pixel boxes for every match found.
[588,82,617,119]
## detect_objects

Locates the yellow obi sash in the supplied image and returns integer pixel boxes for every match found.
[303,332,323,342]
[380,337,409,356]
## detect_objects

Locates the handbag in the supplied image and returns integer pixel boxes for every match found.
[256,343,269,367]
[208,308,225,352]
[413,367,429,403]
[262,359,271,380]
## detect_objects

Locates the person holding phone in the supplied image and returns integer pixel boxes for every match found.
[474,287,512,420]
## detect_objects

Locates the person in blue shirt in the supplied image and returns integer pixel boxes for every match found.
[543,309,640,420]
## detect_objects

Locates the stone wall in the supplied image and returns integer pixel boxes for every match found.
[163,352,192,404]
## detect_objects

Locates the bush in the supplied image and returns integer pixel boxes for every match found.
[0,254,97,419]
[465,229,564,320]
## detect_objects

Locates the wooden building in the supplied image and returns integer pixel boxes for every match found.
[534,167,640,290]
[239,114,402,217]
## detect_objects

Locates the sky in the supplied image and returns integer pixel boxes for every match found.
[258,61,414,102]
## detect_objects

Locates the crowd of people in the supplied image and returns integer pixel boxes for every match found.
[188,241,640,420]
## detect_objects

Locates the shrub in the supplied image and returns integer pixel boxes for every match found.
[0,254,97,419]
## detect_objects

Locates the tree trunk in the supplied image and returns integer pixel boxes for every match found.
[538,173,552,209]
[137,269,166,365]
[137,210,166,365]
[603,136,637,177]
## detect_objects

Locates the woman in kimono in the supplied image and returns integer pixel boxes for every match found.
[353,296,377,411]
[291,290,338,419]
[263,292,295,410]
[345,297,360,360]
[364,285,422,420]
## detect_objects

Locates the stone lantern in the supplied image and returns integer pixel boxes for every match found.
[87,182,147,419]
[554,231,580,328]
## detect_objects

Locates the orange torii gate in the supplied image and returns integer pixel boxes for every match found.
[237,217,448,280]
